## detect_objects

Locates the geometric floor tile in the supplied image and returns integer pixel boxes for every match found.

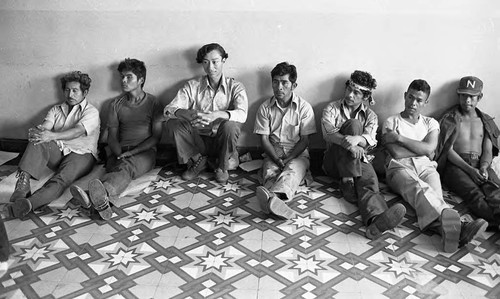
[1,165,500,298]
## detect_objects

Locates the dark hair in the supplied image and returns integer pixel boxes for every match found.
[60,71,92,93]
[346,70,377,99]
[408,79,431,96]
[271,62,297,84]
[196,43,228,64]
[117,58,147,88]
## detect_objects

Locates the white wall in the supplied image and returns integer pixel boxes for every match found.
[1,0,500,148]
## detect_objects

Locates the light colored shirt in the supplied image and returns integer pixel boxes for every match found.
[44,98,100,158]
[254,93,317,157]
[322,99,378,149]
[382,113,439,161]
[164,75,248,136]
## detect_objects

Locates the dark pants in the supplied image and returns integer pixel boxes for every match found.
[102,147,156,204]
[442,153,500,225]
[0,217,8,262]
[323,119,388,225]
[19,141,96,209]
[168,119,241,170]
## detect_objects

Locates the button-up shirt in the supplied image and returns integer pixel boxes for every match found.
[44,98,100,158]
[164,75,248,136]
[321,99,378,149]
[254,93,317,157]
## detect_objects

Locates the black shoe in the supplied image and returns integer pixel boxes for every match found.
[182,156,208,181]
[366,203,406,240]
[459,218,488,247]
[9,171,31,202]
[340,179,357,203]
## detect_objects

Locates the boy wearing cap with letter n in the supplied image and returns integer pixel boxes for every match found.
[436,76,500,230]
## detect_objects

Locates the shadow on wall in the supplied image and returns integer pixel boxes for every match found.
[308,73,350,148]
[428,79,459,119]
[157,47,202,144]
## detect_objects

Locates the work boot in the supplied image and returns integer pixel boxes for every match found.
[365,203,406,240]
[340,178,357,204]
[9,171,31,202]
[70,185,95,217]
[440,208,461,253]
[182,156,208,181]
[256,186,273,214]
[88,179,113,220]
[459,218,488,247]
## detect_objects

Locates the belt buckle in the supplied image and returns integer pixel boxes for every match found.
[471,152,479,160]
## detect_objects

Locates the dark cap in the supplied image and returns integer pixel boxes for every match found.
[457,76,483,96]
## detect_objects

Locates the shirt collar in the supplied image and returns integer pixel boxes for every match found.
[61,98,87,115]
[270,93,298,109]
[201,74,227,94]
[340,98,367,115]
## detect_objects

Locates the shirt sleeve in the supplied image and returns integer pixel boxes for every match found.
[43,106,58,128]
[321,102,341,139]
[253,102,270,135]
[428,117,440,133]
[300,102,317,136]
[362,109,379,147]
[382,116,396,134]
[226,82,248,123]
[164,82,193,119]
[151,96,165,123]
[78,105,100,136]
[107,99,119,129]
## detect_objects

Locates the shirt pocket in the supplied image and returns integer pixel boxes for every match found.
[284,112,300,141]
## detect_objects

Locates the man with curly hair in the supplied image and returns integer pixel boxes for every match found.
[254,62,316,219]
[70,58,163,220]
[382,79,487,252]
[322,70,406,239]
[164,43,248,184]
[7,71,100,219]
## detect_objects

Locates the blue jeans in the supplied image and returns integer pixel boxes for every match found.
[102,147,156,204]
[323,119,388,225]
[19,141,96,209]
[442,153,500,226]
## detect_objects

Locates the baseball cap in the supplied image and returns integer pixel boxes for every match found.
[457,76,483,96]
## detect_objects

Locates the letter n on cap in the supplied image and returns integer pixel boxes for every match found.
[467,80,476,88]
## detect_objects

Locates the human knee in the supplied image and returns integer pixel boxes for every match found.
[340,119,363,135]
[168,119,191,134]
[219,121,241,138]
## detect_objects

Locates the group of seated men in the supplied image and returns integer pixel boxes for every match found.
[4,42,499,254]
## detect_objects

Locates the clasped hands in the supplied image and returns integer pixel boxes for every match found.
[341,135,365,159]
[179,110,217,128]
[28,125,52,145]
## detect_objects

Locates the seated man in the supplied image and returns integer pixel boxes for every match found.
[322,70,406,239]
[382,79,487,253]
[164,43,248,184]
[254,62,316,219]
[436,76,500,229]
[7,71,100,219]
[70,58,163,220]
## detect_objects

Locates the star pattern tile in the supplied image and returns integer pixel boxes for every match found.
[0,165,500,298]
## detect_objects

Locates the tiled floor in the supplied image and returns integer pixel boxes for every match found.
[1,164,500,299]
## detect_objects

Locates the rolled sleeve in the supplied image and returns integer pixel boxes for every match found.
[164,83,193,119]
[321,103,340,138]
[226,85,248,123]
[78,106,100,136]
[254,102,270,135]
[362,110,379,147]
[300,102,317,136]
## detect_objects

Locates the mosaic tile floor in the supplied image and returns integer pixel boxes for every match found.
[1,164,500,299]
